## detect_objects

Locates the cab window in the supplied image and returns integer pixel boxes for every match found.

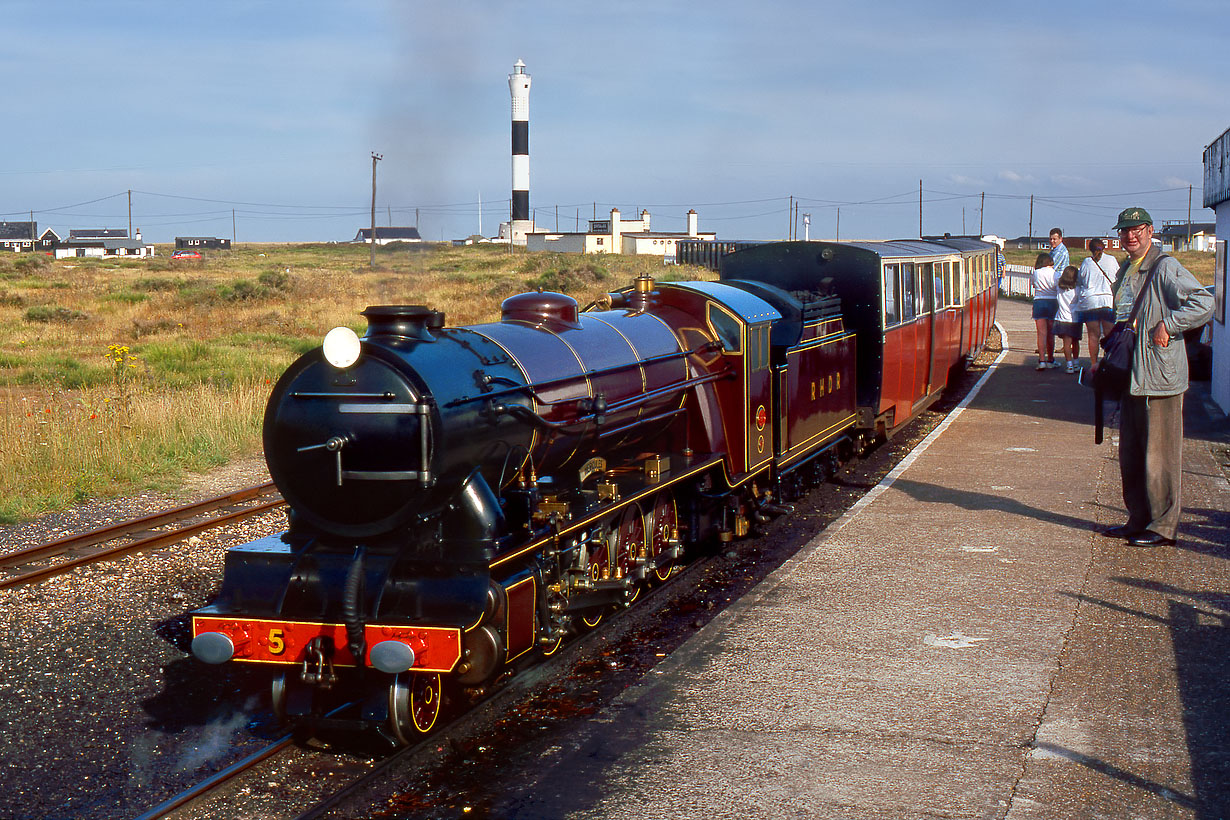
[708,304,742,353]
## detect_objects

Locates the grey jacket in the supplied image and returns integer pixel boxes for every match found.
[1114,245,1214,396]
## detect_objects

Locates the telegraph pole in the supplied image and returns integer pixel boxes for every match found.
[370,152,383,268]
[918,180,923,238]
[1028,195,1034,240]
[1187,184,1193,248]
[127,190,132,239]
[979,191,985,235]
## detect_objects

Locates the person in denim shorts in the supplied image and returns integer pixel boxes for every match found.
[1075,237,1118,369]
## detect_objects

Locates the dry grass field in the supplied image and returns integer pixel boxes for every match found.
[0,243,712,522]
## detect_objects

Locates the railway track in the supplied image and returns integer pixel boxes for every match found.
[131,733,297,820]
[0,482,285,590]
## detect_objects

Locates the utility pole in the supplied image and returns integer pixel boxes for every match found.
[1187,184,1193,248]
[127,190,132,239]
[1028,195,1034,240]
[232,209,236,244]
[918,180,923,238]
[979,191,985,235]
[370,152,382,268]
[788,196,794,240]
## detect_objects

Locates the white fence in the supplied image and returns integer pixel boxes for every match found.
[1000,264,1033,298]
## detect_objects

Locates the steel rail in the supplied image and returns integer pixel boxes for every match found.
[0,483,285,590]
[130,734,296,820]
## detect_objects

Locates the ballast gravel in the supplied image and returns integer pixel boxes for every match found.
[0,458,290,820]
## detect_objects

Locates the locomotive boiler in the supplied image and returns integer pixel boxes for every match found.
[190,238,998,744]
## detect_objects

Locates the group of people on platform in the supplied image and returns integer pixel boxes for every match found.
[1029,209,1213,549]
[1030,228,1119,373]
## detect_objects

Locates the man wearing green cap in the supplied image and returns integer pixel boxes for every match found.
[1101,207,1213,547]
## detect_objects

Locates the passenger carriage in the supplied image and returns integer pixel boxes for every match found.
[720,238,998,437]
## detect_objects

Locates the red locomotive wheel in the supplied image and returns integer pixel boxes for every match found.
[612,503,645,602]
[647,494,680,583]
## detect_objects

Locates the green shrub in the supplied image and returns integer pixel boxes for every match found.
[13,255,51,275]
[25,305,87,323]
[133,277,184,292]
[104,291,149,304]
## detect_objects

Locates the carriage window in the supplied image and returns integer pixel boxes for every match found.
[933,263,944,307]
[901,262,915,320]
[708,304,742,353]
[953,261,964,304]
[918,262,933,314]
[883,263,900,326]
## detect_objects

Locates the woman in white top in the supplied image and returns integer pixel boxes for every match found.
[1074,238,1119,368]
[1031,252,1058,370]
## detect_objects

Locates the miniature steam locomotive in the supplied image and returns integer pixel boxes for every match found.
[190,238,999,743]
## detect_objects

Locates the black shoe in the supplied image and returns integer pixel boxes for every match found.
[1128,531,1176,547]
[1102,525,1139,539]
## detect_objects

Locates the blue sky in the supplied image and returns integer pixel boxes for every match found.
[2,0,1226,244]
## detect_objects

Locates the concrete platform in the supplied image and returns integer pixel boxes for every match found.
[502,298,1230,819]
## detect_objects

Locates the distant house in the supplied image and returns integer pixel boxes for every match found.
[1156,221,1216,253]
[36,228,61,253]
[55,227,153,259]
[354,227,422,245]
[527,209,715,259]
[452,235,493,247]
[0,221,39,252]
[175,236,232,250]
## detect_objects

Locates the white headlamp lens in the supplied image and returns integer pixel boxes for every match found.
[322,326,361,369]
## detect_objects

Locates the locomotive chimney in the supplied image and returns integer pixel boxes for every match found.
[361,305,444,342]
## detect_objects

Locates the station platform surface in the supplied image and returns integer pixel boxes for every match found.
[507,297,1230,819]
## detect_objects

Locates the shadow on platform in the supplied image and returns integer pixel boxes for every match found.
[1058,581,1230,819]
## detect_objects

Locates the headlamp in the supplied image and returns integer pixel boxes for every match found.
[322,326,361,369]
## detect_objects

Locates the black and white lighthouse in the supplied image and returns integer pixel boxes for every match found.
[507,59,534,244]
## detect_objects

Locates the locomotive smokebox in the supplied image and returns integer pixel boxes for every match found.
[262,305,535,542]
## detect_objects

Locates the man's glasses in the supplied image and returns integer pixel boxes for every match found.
[1118,224,1150,237]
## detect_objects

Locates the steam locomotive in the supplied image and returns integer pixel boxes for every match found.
[190,238,999,744]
